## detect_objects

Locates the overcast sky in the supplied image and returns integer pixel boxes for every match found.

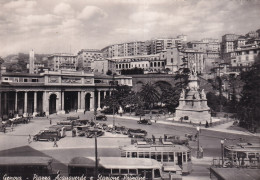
[0,0,259,57]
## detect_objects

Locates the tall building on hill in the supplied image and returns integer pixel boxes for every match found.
[47,53,78,71]
[77,49,103,71]
[101,41,147,58]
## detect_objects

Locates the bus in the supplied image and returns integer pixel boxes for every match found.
[0,156,53,179]
[222,143,260,168]
[68,157,164,180]
[119,141,192,174]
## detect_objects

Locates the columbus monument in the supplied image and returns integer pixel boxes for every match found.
[175,68,211,123]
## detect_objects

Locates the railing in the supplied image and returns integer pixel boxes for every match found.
[170,118,234,127]
[212,157,260,169]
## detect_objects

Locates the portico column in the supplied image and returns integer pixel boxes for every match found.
[45,91,49,116]
[23,91,28,116]
[80,92,85,112]
[56,92,60,113]
[77,91,84,113]
[97,90,101,111]
[33,91,37,116]
[15,92,18,113]
[104,91,107,99]
[90,91,94,111]
[60,91,65,114]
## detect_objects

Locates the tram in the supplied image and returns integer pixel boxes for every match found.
[0,156,53,179]
[68,157,164,179]
[224,143,260,167]
[119,141,192,174]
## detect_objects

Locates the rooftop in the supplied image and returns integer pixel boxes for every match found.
[210,167,260,180]
[120,144,190,152]
[69,157,161,169]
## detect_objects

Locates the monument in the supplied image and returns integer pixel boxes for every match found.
[175,69,211,123]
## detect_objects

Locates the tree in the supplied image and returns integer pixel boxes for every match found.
[237,54,260,130]
[139,83,160,112]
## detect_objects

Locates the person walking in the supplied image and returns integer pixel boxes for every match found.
[50,118,52,125]
[53,138,58,147]
[28,135,31,144]
[11,123,14,132]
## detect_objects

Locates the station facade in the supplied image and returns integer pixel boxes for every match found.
[0,69,132,117]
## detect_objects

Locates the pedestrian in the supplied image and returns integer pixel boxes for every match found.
[159,136,163,144]
[28,134,31,144]
[50,118,52,125]
[53,138,58,147]
[152,135,156,144]
[11,123,14,132]
[3,126,6,134]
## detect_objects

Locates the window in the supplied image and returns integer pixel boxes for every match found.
[14,78,19,82]
[112,169,119,174]
[132,152,137,158]
[4,77,9,81]
[23,78,28,82]
[32,78,38,82]
[121,169,128,174]
[129,169,137,174]
[183,153,186,162]
[139,152,144,158]
[187,152,191,162]
[163,152,168,162]
[171,58,173,63]
[154,169,161,178]
[169,152,174,162]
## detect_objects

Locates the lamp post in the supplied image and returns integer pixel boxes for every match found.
[197,126,200,158]
[221,139,224,167]
[95,131,98,180]
[112,74,115,128]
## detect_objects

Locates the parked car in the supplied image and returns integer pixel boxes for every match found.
[57,121,73,131]
[137,119,152,125]
[101,108,114,115]
[164,134,189,145]
[128,128,147,138]
[33,130,61,141]
[85,129,104,138]
[96,114,107,121]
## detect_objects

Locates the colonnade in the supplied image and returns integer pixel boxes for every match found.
[0,89,113,117]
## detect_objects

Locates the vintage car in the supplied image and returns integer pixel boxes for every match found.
[137,119,152,125]
[128,128,147,138]
[164,134,189,145]
[85,129,104,138]
[96,114,107,121]
[33,130,62,141]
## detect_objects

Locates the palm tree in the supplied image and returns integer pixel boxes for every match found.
[139,83,160,112]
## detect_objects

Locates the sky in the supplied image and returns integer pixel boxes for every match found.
[0,0,259,57]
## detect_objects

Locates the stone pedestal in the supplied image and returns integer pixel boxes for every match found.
[175,71,211,123]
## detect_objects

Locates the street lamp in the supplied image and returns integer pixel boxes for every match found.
[197,126,200,158]
[220,139,225,167]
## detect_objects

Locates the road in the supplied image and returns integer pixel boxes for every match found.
[0,111,259,179]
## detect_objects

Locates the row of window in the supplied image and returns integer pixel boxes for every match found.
[116,62,165,69]
[3,77,39,83]
[122,151,191,163]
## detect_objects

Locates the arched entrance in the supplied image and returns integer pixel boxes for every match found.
[85,93,91,111]
[64,92,77,113]
[49,94,57,114]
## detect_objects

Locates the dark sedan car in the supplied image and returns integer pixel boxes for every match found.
[85,129,104,138]
[137,119,152,125]
[96,115,107,121]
